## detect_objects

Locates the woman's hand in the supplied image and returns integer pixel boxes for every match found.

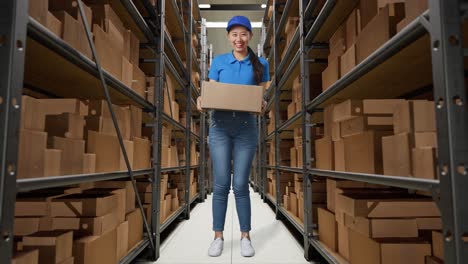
[197,96,204,112]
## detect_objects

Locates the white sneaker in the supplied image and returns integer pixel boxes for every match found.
[208,238,224,257]
[240,237,255,257]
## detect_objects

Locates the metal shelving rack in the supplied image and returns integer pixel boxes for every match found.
[0,0,205,263]
[258,0,468,263]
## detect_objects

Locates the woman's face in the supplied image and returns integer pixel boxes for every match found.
[227,26,252,53]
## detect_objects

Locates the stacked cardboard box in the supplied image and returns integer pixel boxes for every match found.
[332,189,440,263]
[268,139,294,167]
[287,76,302,120]
[316,99,437,179]
[290,128,302,168]
[322,2,407,92]
[282,175,326,224]
[14,182,139,263]
[281,17,300,60]
[137,174,178,224]
[18,96,92,179]
[19,96,151,178]
[396,0,429,32]
[30,1,145,97]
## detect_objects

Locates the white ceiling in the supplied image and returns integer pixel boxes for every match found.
[198,0,265,4]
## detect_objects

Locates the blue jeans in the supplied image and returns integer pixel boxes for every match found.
[209,111,258,232]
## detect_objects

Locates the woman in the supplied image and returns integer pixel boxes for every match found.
[196,16,269,257]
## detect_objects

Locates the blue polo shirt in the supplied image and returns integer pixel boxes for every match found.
[208,52,270,119]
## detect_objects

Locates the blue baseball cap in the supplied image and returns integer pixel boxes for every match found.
[227,16,252,32]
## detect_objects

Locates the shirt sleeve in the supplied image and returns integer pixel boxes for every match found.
[261,59,270,83]
[208,57,220,81]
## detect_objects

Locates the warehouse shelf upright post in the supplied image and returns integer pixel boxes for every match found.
[0,0,204,263]
[0,0,28,263]
[259,0,468,263]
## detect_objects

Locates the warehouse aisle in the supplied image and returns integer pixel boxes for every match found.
[152,188,311,264]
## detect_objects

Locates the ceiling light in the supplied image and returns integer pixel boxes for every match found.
[199,4,211,9]
[261,4,267,8]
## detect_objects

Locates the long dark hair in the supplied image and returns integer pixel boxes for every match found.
[247,46,264,85]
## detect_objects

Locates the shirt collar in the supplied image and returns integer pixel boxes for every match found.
[229,51,252,65]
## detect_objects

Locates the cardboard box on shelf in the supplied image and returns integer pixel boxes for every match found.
[323,104,334,137]
[340,45,356,76]
[171,101,180,122]
[82,153,96,174]
[296,146,303,168]
[87,131,133,173]
[121,57,133,87]
[45,113,85,140]
[334,140,345,171]
[53,10,91,58]
[287,102,296,119]
[18,129,47,179]
[338,223,349,260]
[44,149,61,177]
[405,0,429,23]
[349,229,431,264]
[51,193,118,217]
[28,0,48,25]
[416,217,442,231]
[165,194,172,217]
[356,3,405,63]
[116,221,129,261]
[331,121,341,141]
[39,98,88,117]
[23,230,73,264]
[412,147,437,180]
[333,99,363,122]
[290,192,298,217]
[73,229,117,264]
[394,101,437,134]
[298,197,304,222]
[344,130,390,174]
[290,147,297,168]
[344,214,419,238]
[46,12,63,37]
[340,116,392,138]
[322,57,340,92]
[335,192,440,218]
[326,179,373,213]
[315,137,334,170]
[132,65,146,98]
[49,0,93,27]
[52,137,85,175]
[382,133,412,177]
[432,231,444,260]
[14,217,52,236]
[21,96,45,131]
[318,208,338,251]
[133,137,151,170]
[93,181,135,214]
[200,81,264,113]
[126,209,143,250]
[363,99,404,115]
[359,0,378,30]
[346,8,361,49]
[92,24,123,80]
[414,132,437,148]
[15,199,49,217]
[12,249,39,264]
[172,197,180,211]
[329,23,346,62]
[130,106,142,138]
[283,195,290,210]
[51,210,119,236]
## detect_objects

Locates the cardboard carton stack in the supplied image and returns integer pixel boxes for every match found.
[30,1,145,97]
[190,170,198,201]
[318,187,442,263]
[396,0,429,32]
[316,99,438,180]
[281,175,326,224]
[19,96,151,178]
[268,140,294,167]
[290,128,302,168]
[14,181,140,263]
[163,73,180,122]
[137,174,178,224]
[288,76,302,120]
[86,100,151,173]
[19,96,92,179]
[281,16,300,60]
[322,1,407,92]
[266,171,275,197]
